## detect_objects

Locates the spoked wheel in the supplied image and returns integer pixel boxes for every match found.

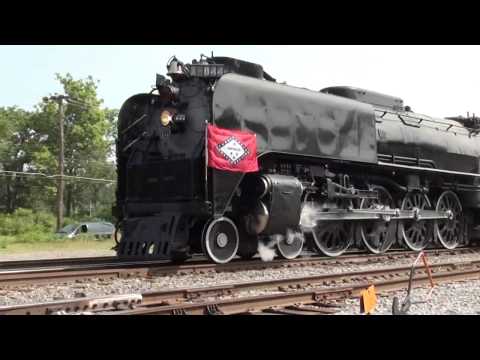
[276,228,305,259]
[398,191,433,251]
[202,217,239,264]
[358,185,396,254]
[311,221,353,257]
[435,191,463,249]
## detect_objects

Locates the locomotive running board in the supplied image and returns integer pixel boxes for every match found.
[377,161,480,178]
[306,209,451,222]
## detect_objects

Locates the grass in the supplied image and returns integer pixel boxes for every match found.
[0,237,116,254]
[0,208,116,255]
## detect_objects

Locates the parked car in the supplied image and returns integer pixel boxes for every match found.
[56,222,115,239]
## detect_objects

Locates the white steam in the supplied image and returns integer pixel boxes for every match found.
[257,237,279,262]
[299,202,323,229]
[256,228,307,262]
[286,228,304,245]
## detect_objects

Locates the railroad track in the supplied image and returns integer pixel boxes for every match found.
[0,256,119,270]
[2,258,479,315]
[1,247,479,287]
[3,246,474,271]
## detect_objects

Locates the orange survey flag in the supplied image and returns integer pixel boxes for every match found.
[360,285,377,314]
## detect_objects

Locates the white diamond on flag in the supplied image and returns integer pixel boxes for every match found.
[217,137,249,164]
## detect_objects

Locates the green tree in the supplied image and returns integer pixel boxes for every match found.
[32,73,117,219]
[0,107,42,212]
[0,73,118,222]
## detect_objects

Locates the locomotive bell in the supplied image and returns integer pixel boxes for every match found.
[167,59,181,75]
[166,57,187,81]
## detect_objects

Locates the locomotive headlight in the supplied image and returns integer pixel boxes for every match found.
[160,110,173,126]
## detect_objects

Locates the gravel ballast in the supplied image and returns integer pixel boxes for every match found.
[337,280,480,315]
[1,250,480,314]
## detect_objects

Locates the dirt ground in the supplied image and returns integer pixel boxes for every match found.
[0,240,116,262]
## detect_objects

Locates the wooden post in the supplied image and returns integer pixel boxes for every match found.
[56,97,65,231]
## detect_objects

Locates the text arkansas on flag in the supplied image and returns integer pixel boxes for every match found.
[207,124,259,173]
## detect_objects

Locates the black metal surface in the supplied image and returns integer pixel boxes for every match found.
[261,174,303,235]
[124,200,211,217]
[207,57,268,80]
[376,110,480,174]
[115,71,213,256]
[212,169,244,216]
[321,86,404,111]
[114,53,480,261]
[116,89,207,207]
[118,215,189,259]
[212,73,378,164]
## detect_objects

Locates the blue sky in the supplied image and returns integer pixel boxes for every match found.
[1,45,480,118]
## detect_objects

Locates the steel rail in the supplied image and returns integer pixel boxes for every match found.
[1,247,478,287]
[2,246,476,271]
[108,264,480,315]
[0,256,118,270]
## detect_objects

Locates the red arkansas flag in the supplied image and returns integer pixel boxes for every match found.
[207,124,259,173]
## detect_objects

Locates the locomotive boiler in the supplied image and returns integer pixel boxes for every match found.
[113,54,480,263]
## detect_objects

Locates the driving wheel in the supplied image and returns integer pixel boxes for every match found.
[311,221,353,257]
[434,190,463,249]
[202,217,239,264]
[398,191,433,251]
[276,228,305,259]
[358,185,396,254]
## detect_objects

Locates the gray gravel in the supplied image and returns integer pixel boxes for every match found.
[336,280,480,315]
[2,250,480,312]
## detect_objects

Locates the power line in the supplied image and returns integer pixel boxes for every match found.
[0,170,115,183]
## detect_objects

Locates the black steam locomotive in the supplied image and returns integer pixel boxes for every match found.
[113,54,480,263]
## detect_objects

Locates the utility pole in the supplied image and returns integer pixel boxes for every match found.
[45,95,67,231]
[43,94,89,231]
[57,97,65,231]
